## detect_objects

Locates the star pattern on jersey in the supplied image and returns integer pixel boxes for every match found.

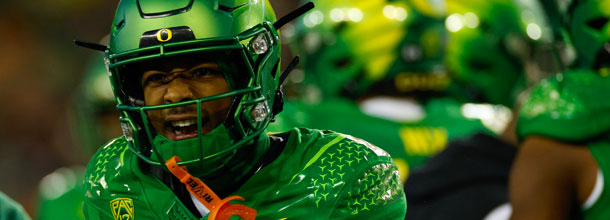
[305,134,404,215]
[308,137,395,211]
[345,163,403,215]
[309,141,362,208]
[88,138,129,189]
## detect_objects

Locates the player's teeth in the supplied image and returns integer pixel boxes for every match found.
[171,119,196,127]
[175,129,183,135]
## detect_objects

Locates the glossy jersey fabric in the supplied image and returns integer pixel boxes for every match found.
[517,70,610,142]
[82,128,406,219]
[517,71,610,220]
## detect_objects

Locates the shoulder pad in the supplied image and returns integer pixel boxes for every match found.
[299,128,395,168]
[517,70,610,142]
[84,137,133,199]
[303,130,404,217]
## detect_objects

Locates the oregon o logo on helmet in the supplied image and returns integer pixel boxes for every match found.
[156,29,172,42]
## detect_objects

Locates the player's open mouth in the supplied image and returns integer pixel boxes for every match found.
[165,118,207,141]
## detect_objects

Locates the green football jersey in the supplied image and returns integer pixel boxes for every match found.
[82,128,406,219]
[518,70,610,220]
[517,70,610,142]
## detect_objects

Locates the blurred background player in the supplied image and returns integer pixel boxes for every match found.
[403,0,559,219]
[36,50,120,220]
[0,0,117,215]
[68,51,122,158]
[270,0,502,184]
[509,0,610,219]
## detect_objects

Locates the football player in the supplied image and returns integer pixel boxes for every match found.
[509,0,610,219]
[77,0,406,219]
[404,0,556,219]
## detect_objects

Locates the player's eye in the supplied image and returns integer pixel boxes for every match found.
[190,68,221,79]
[142,73,170,87]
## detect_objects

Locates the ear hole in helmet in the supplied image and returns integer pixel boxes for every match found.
[587,17,609,31]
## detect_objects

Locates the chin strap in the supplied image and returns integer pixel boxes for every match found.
[165,156,257,220]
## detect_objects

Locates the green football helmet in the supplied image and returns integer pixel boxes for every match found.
[287,0,411,100]
[85,0,307,177]
[286,0,455,102]
[372,1,450,98]
[445,0,549,107]
[568,0,610,69]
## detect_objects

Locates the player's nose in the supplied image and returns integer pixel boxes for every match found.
[163,78,195,104]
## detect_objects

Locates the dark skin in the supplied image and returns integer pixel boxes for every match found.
[140,59,265,198]
[509,136,598,220]
[141,61,232,141]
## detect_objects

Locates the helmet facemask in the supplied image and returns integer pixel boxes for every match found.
[288,0,409,101]
[445,0,537,107]
[109,23,281,176]
[73,0,314,176]
[569,0,610,69]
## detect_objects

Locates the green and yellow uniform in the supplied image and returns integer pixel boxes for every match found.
[513,0,610,218]
[518,71,610,219]
[77,0,406,219]
[83,128,406,219]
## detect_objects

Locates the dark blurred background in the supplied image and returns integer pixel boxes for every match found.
[0,0,297,216]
